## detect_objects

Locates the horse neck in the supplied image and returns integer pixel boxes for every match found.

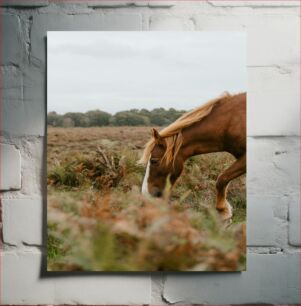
[179,120,223,161]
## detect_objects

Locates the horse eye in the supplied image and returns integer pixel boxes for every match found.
[150,158,159,165]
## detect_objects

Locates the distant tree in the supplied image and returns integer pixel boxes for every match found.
[111,111,150,126]
[129,108,140,114]
[166,108,185,122]
[47,111,63,127]
[47,107,186,127]
[64,112,87,127]
[86,110,111,126]
[149,108,169,126]
[62,117,75,127]
[79,116,90,127]
[139,108,151,117]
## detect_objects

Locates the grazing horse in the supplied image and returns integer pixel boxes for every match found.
[140,92,246,220]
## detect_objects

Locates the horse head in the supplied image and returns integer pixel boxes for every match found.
[142,128,184,197]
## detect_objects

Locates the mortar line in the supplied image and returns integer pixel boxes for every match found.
[0,2,3,305]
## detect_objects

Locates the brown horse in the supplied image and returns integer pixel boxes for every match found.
[140,92,246,220]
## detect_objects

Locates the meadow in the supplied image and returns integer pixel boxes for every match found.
[47,126,246,271]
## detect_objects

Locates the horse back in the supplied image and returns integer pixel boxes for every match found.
[213,93,246,158]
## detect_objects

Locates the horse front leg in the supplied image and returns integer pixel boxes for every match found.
[215,154,246,220]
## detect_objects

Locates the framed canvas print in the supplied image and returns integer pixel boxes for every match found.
[47,31,246,271]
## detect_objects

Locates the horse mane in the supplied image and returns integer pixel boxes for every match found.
[139,92,232,165]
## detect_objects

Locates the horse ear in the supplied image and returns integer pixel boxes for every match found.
[151,128,165,146]
[151,128,161,140]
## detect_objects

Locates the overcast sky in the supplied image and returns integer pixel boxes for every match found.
[47,31,246,114]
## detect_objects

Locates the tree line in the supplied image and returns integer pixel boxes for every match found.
[47,108,186,127]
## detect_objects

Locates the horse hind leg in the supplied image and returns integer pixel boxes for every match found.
[215,154,246,220]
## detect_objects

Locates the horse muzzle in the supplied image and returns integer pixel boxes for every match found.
[151,189,163,198]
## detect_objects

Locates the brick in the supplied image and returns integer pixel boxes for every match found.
[2,198,43,246]
[85,0,175,6]
[133,1,149,6]
[247,195,277,246]
[2,13,24,65]
[2,252,54,304]
[21,66,46,136]
[207,0,300,7]
[248,137,299,196]
[87,1,135,7]
[288,194,300,246]
[53,0,149,7]
[1,66,22,102]
[194,12,300,67]
[0,143,21,191]
[248,14,299,67]
[248,66,299,136]
[0,0,49,6]
[2,251,151,304]
[53,273,150,304]
[87,1,148,7]
[1,24,45,136]
[163,253,300,304]
[38,3,94,14]
[31,13,142,65]
[1,65,45,136]
[148,1,175,7]
[272,138,300,184]
[20,138,44,195]
[1,66,23,135]
[149,15,194,30]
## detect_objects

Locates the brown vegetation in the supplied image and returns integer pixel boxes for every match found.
[47,126,246,271]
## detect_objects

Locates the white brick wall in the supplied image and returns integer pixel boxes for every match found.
[0,144,21,190]
[0,0,49,6]
[0,0,299,304]
[1,13,24,65]
[163,253,300,304]
[2,252,151,304]
[2,198,43,246]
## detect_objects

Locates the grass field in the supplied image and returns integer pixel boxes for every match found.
[47,126,246,271]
